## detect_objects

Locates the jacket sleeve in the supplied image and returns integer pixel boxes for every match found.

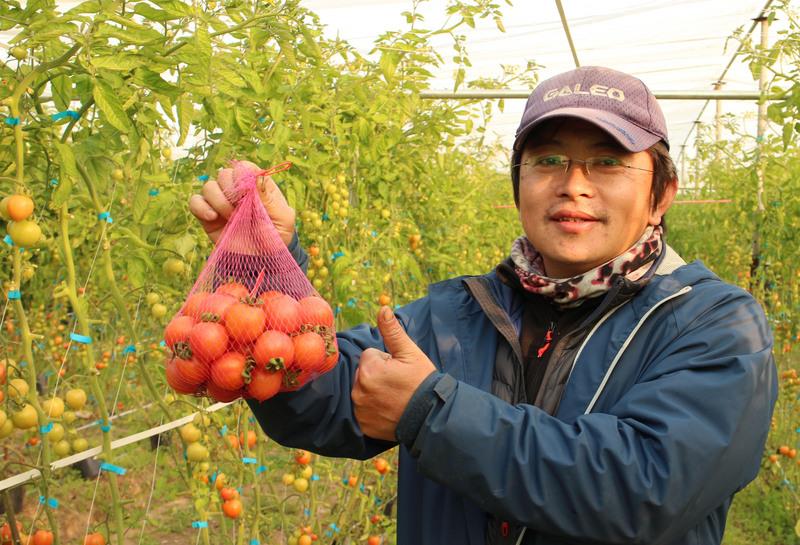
[396,287,778,544]
[247,290,432,460]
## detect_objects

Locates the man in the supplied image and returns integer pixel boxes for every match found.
[190,66,777,545]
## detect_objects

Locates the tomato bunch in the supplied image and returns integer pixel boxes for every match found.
[164,282,338,402]
[0,193,41,248]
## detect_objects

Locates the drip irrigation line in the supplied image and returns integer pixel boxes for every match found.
[555,0,580,68]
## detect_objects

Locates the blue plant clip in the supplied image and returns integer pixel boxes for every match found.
[99,462,126,475]
[256,465,267,474]
[70,332,93,344]
[50,178,59,186]
[332,251,345,261]
[198,174,209,182]
[40,422,54,434]
[148,188,159,196]
[4,117,20,126]
[39,496,59,508]
[51,110,80,121]
[159,340,166,347]
[242,457,257,465]
[100,422,112,432]
[311,474,319,481]
[3,234,13,246]
[304,508,310,516]
[346,298,356,308]
[7,290,20,300]
[370,230,378,237]
[250,540,260,545]
[191,521,208,529]
[334,306,341,317]
[220,425,228,436]
[122,344,136,354]
[322,213,330,221]
[97,212,113,223]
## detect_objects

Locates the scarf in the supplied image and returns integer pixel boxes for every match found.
[509,225,664,307]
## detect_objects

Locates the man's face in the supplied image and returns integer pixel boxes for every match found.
[517,118,673,278]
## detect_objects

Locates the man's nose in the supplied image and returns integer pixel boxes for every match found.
[557,159,595,197]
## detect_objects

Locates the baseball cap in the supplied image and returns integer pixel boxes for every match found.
[513,66,669,155]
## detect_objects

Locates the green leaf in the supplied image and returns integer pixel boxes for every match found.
[92,78,132,133]
[172,233,197,258]
[51,75,72,112]
[269,99,285,123]
[454,67,465,92]
[133,3,182,21]
[142,172,171,184]
[379,50,398,83]
[176,94,192,147]
[52,142,77,207]
[94,22,164,45]
[134,67,182,100]
[92,54,146,72]
[494,16,506,33]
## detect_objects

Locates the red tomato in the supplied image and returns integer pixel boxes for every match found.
[197,293,237,322]
[182,292,209,319]
[216,281,250,299]
[84,533,106,545]
[373,457,389,474]
[189,322,229,363]
[257,290,283,303]
[298,296,334,327]
[239,429,257,449]
[32,530,54,545]
[252,330,294,370]
[175,356,209,387]
[224,303,266,345]
[295,449,312,465]
[166,358,199,395]
[205,381,242,403]
[321,336,339,371]
[219,487,239,501]
[246,367,284,401]
[367,536,381,545]
[222,498,243,519]
[292,331,326,371]
[210,352,248,391]
[262,294,302,333]
[164,315,194,349]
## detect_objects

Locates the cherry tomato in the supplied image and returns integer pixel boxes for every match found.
[84,532,106,545]
[7,220,42,247]
[292,331,326,371]
[261,293,302,333]
[252,330,294,370]
[174,356,209,388]
[186,442,209,462]
[164,315,195,349]
[367,536,381,545]
[246,368,283,401]
[224,302,266,345]
[216,281,250,299]
[295,449,312,465]
[210,352,247,391]
[6,194,34,221]
[65,388,87,410]
[205,381,242,403]
[189,321,229,363]
[165,358,199,395]
[32,529,54,545]
[222,498,243,519]
[373,457,389,474]
[298,296,334,327]
[219,487,238,501]
[12,403,38,429]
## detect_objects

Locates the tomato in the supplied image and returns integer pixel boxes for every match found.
[321,336,339,372]
[295,449,311,465]
[205,381,242,403]
[12,403,37,429]
[9,46,27,60]
[292,331,326,371]
[163,257,185,275]
[186,442,209,462]
[197,293,237,322]
[224,302,266,345]
[112,168,124,181]
[8,377,28,399]
[210,352,247,390]
[46,422,64,442]
[7,220,42,247]
[65,388,87,410]
[189,321,229,363]
[7,194,34,221]
[0,358,5,384]
[261,293,302,333]
[32,529,54,545]
[179,423,202,443]
[222,498,243,518]
[215,472,227,490]
[293,477,309,493]
[367,536,381,545]
[84,532,106,545]
[53,439,71,457]
[42,396,64,418]
[1,522,23,544]
[252,330,294,370]
[239,429,257,448]
[175,356,209,388]
[216,281,250,299]
[219,486,238,501]
[298,296,334,327]
[182,292,210,319]
[0,419,13,438]
[165,358,199,395]
[246,367,283,401]
[0,197,10,221]
[281,473,294,485]
[164,315,195,349]
[225,434,240,449]
[0,409,5,430]
[72,438,89,452]
[298,535,312,545]
[373,457,389,474]
[151,303,168,318]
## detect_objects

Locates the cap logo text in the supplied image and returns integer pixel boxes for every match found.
[542,83,625,103]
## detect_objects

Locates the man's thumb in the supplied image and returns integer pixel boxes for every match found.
[377,306,419,360]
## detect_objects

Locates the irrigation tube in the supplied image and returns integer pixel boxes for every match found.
[0,401,232,493]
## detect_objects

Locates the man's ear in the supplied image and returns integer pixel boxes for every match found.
[650,177,678,226]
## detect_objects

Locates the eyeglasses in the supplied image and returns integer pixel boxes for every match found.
[513,154,654,181]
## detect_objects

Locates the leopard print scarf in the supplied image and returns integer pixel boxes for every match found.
[509,225,664,307]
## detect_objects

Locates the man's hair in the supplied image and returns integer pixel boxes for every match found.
[511,137,678,213]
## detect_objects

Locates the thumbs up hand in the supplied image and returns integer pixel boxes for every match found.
[352,306,437,441]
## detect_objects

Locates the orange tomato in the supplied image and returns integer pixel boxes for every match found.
[222,498,242,518]
[7,194,34,221]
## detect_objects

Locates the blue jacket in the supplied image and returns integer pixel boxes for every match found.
[249,246,777,545]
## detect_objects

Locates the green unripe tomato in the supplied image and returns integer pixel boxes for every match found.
[72,437,89,452]
[146,292,161,305]
[151,303,167,318]
[112,168,124,181]
[0,419,13,438]
[186,442,209,462]
[53,439,71,457]
[47,423,65,442]
[7,220,42,247]
[10,47,27,61]
[0,196,11,221]
[163,258,186,276]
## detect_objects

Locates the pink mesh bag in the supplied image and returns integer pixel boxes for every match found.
[164,161,338,402]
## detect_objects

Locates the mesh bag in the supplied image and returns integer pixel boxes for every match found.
[164,161,338,402]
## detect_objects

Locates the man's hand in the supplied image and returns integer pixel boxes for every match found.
[188,160,296,246]
[352,306,437,441]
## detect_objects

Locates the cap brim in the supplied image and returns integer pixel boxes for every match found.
[513,107,663,153]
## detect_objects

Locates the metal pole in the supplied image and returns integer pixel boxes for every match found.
[755,17,769,213]
[714,81,724,161]
[555,0,580,68]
